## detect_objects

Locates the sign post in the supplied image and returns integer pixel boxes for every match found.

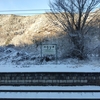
[41,44,57,64]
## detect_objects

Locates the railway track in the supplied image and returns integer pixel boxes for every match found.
[0,71,100,99]
[0,89,100,92]
[0,89,100,100]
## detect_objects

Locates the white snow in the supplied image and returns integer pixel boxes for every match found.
[1,86,100,99]
[0,64,100,72]
[0,86,100,90]
[0,46,100,72]
[0,92,100,99]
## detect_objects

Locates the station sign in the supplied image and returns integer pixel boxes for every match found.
[41,44,57,64]
[42,44,56,56]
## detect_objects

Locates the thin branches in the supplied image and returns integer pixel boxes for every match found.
[47,0,100,59]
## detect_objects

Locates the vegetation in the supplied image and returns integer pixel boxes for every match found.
[48,0,100,60]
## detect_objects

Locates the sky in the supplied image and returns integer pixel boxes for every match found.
[0,0,99,15]
[0,0,52,15]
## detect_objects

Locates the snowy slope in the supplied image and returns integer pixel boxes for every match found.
[0,46,100,72]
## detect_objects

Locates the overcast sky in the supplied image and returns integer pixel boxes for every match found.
[0,0,52,14]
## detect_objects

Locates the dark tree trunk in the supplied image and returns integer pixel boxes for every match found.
[48,0,100,60]
[70,32,86,60]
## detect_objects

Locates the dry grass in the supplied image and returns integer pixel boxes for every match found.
[0,9,99,46]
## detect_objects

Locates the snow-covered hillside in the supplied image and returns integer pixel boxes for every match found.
[0,14,61,46]
[0,45,100,70]
[0,10,100,67]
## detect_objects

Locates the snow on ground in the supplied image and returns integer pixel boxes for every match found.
[0,64,100,72]
[0,92,100,99]
[0,46,100,72]
[0,47,100,99]
[1,86,100,99]
[0,86,100,90]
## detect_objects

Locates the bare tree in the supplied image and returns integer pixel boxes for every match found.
[47,0,100,60]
